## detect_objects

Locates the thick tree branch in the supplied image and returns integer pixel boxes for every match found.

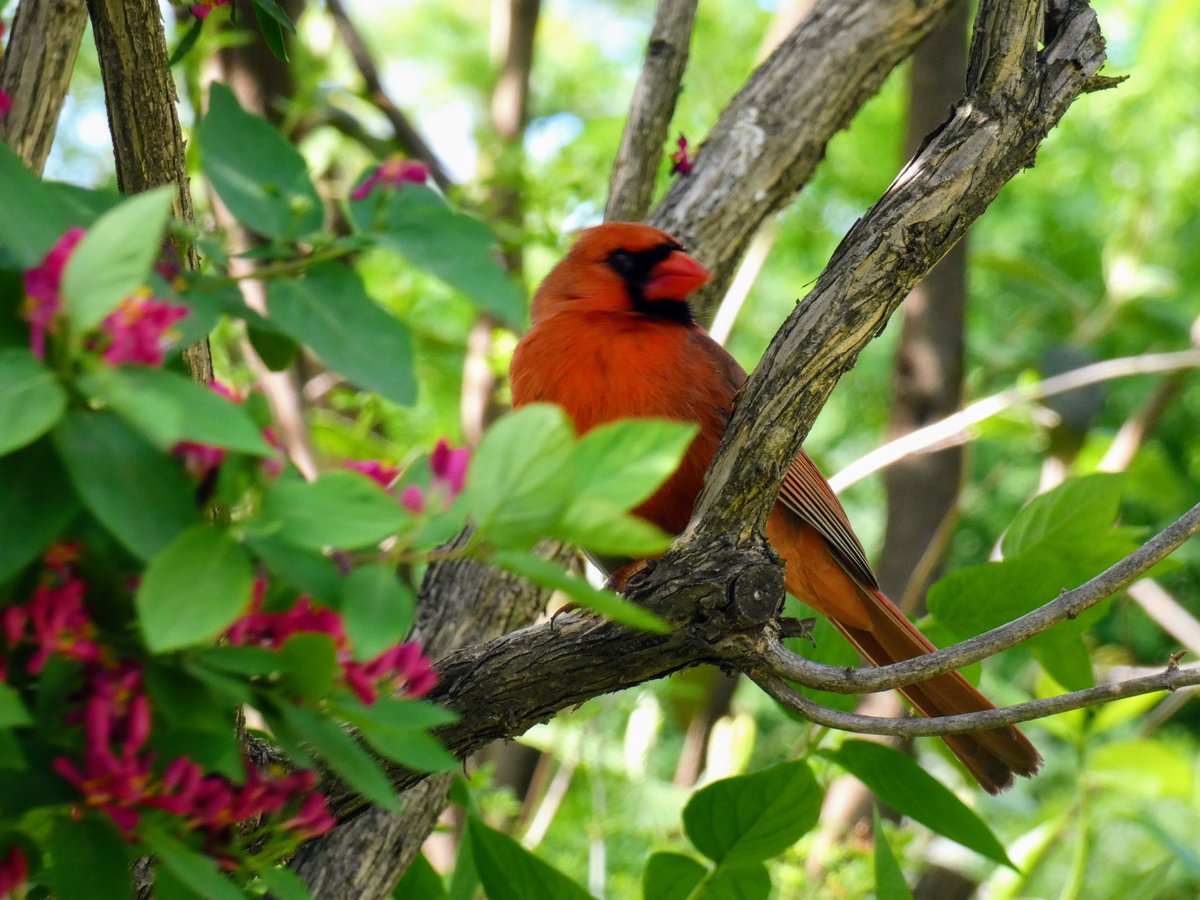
[87,0,213,383]
[605,0,699,223]
[647,0,960,318]
[0,0,88,174]
[325,0,454,189]
[761,502,1200,692]
[750,663,1200,737]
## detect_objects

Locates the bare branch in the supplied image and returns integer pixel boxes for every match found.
[830,349,1200,492]
[0,0,87,174]
[325,0,455,189]
[605,0,699,223]
[750,664,1200,737]
[761,502,1200,693]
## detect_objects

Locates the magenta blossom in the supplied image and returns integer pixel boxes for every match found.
[190,0,231,19]
[99,294,188,366]
[402,438,470,514]
[2,546,102,676]
[0,846,28,900]
[226,582,437,705]
[22,227,86,358]
[0,89,11,123]
[351,159,429,201]
[344,460,402,488]
[669,134,693,175]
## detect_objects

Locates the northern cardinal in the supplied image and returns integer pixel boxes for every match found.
[510,222,1041,793]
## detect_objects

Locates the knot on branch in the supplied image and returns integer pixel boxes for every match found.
[729,562,786,628]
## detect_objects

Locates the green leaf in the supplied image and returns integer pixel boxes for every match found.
[698,862,771,900]
[167,16,204,67]
[266,263,416,405]
[61,186,174,330]
[46,815,132,900]
[1002,474,1126,557]
[193,645,283,677]
[358,724,458,774]
[0,142,76,266]
[0,685,31,728]
[0,443,79,583]
[825,741,1013,867]
[466,404,576,549]
[282,704,401,810]
[141,827,247,900]
[341,564,416,659]
[258,867,312,900]
[247,322,299,371]
[465,817,594,900]
[492,551,669,633]
[1091,691,1167,734]
[554,498,675,557]
[252,0,297,32]
[279,632,339,700]
[1088,738,1194,799]
[0,349,67,455]
[352,185,526,328]
[136,525,254,652]
[682,760,822,865]
[52,410,198,560]
[199,84,322,240]
[340,696,458,732]
[393,853,447,900]
[873,807,915,900]
[571,419,698,510]
[245,532,343,602]
[80,366,274,456]
[642,852,707,900]
[252,0,290,61]
[257,470,406,550]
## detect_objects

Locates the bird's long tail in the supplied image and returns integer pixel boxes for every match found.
[830,586,1042,793]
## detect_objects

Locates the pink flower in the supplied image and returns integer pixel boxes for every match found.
[0,89,11,123]
[0,847,28,900]
[669,134,693,176]
[400,484,426,514]
[4,563,102,675]
[351,159,429,201]
[343,641,436,705]
[344,460,401,489]
[284,791,336,840]
[22,227,85,358]
[99,294,189,366]
[430,439,469,497]
[190,0,231,19]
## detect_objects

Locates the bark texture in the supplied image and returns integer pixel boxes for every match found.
[86,0,213,382]
[0,0,88,173]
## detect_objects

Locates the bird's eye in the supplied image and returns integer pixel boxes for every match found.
[607,250,637,276]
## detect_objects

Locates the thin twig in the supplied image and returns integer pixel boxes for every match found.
[325,0,454,189]
[829,350,1200,492]
[751,664,1200,737]
[605,0,699,222]
[760,502,1200,692]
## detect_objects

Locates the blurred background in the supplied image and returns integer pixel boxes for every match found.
[26,0,1200,895]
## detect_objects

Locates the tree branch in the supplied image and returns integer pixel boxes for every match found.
[325,0,454,189]
[604,0,699,223]
[830,349,1200,492]
[750,663,1200,737]
[760,502,1200,693]
[0,0,88,174]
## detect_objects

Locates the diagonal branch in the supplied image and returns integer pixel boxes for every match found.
[751,663,1200,737]
[759,502,1200,692]
[830,349,1200,492]
[605,0,699,223]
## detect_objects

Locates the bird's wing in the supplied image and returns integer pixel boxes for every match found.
[778,450,880,591]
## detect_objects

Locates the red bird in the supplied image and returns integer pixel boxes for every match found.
[510,222,1041,793]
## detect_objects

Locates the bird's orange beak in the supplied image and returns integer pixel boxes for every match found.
[644,250,710,301]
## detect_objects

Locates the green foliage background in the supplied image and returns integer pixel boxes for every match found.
[31,0,1200,896]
